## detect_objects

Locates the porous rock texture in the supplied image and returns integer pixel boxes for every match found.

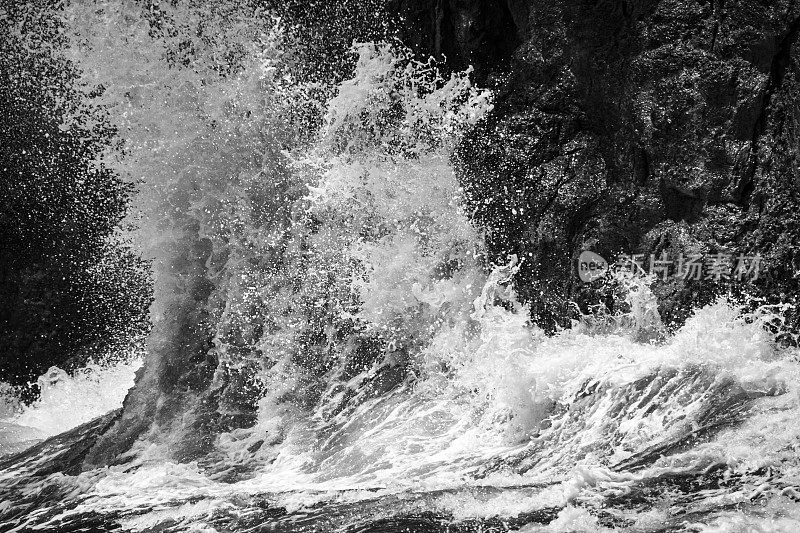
[395,0,800,330]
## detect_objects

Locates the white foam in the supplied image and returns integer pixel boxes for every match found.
[0,357,141,449]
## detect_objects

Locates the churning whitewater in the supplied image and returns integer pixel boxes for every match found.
[1,2,800,532]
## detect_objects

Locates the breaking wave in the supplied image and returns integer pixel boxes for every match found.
[1,3,799,532]
[0,355,141,455]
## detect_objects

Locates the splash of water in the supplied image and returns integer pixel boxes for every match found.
[0,356,141,455]
[1,3,799,532]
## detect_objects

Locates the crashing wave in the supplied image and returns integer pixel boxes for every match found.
[1,2,799,532]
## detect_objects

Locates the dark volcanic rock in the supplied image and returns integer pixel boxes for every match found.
[399,0,800,330]
[391,0,524,83]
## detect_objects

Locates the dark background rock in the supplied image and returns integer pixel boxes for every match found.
[394,0,800,330]
[0,2,152,399]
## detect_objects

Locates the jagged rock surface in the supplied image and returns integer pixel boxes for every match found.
[397,0,800,329]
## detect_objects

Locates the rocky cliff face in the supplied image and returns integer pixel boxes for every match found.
[396,0,800,330]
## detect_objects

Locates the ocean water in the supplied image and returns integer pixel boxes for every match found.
[2,291,798,532]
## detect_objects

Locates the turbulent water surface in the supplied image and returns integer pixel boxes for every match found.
[1,3,800,532]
